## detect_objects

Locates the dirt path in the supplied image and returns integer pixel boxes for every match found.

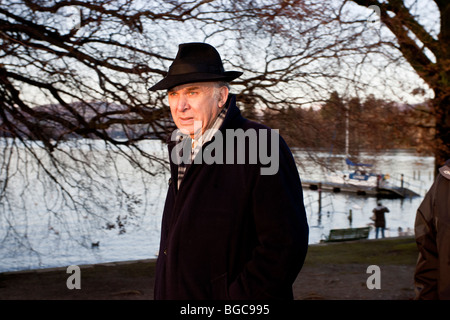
[0,260,415,300]
[294,264,415,300]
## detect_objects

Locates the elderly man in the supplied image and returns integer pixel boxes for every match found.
[150,42,308,300]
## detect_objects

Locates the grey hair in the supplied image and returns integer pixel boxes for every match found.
[215,81,230,90]
[213,81,230,101]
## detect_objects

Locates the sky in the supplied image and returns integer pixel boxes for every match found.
[3,0,441,107]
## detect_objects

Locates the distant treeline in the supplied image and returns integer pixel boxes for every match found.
[261,91,434,155]
[1,92,434,155]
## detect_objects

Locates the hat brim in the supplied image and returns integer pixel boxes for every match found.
[149,71,243,91]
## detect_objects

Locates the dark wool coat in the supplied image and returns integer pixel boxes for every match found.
[154,95,309,300]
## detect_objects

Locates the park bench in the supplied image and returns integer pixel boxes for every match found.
[322,227,371,243]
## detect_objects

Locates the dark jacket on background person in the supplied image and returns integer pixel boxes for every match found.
[154,95,309,300]
[414,159,450,299]
[373,203,389,228]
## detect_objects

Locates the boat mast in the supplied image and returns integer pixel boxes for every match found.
[345,105,349,158]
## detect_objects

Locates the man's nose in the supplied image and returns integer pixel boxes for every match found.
[176,94,189,112]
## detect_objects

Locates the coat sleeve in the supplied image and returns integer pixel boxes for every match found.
[228,134,309,299]
[414,172,450,300]
[414,181,439,300]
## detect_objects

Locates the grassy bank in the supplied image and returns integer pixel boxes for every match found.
[305,236,418,266]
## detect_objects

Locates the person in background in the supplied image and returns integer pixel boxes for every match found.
[414,159,450,299]
[149,42,309,300]
[372,202,389,238]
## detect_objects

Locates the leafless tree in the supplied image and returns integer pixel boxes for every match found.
[0,0,370,247]
[346,0,449,173]
[0,0,440,267]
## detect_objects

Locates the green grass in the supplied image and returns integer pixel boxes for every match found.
[82,237,418,277]
[305,236,418,266]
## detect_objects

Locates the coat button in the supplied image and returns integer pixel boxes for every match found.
[168,178,172,186]
[164,249,167,255]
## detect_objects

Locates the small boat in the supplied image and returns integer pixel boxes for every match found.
[302,158,419,198]
[327,158,388,189]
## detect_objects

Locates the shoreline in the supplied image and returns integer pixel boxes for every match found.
[0,236,418,300]
[1,235,416,275]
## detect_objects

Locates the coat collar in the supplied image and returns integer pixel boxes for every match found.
[218,94,244,132]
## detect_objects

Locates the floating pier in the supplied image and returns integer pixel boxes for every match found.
[302,180,420,199]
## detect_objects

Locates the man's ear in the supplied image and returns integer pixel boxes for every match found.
[218,86,229,107]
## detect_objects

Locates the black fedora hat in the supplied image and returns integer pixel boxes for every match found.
[149,42,243,91]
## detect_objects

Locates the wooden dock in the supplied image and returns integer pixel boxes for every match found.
[302,180,420,199]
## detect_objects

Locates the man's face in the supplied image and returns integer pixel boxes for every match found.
[168,82,228,138]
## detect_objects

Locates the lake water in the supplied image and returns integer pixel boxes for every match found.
[0,139,435,273]
[295,149,435,244]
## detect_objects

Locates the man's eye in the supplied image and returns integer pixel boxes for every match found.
[188,91,197,96]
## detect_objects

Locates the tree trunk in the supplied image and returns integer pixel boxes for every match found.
[433,1,450,173]
[433,92,450,172]
[351,0,450,175]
